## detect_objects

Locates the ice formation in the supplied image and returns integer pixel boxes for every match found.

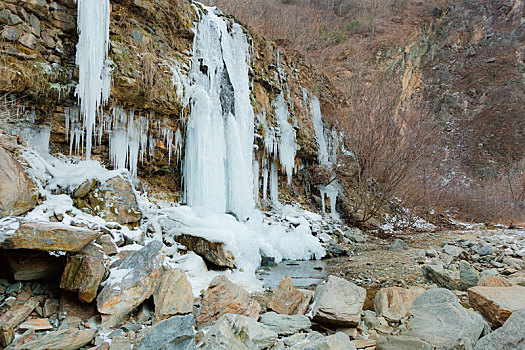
[309,95,331,168]
[319,182,340,217]
[272,93,297,184]
[74,0,112,159]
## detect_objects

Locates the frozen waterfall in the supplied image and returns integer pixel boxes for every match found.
[74,0,111,159]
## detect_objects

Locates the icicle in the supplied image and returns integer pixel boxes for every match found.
[253,159,259,204]
[270,161,279,205]
[309,95,331,168]
[272,92,296,184]
[262,162,268,201]
[75,0,111,159]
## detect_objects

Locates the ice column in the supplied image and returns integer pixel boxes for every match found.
[75,0,111,159]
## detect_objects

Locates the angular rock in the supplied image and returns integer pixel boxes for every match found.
[344,228,367,243]
[0,297,39,346]
[110,335,132,350]
[153,268,193,321]
[467,285,525,327]
[17,328,96,350]
[60,253,106,303]
[478,275,513,287]
[268,276,311,315]
[136,314,195,350]
[1,250,65,280]
[374,287,425,322]
[459,260,479,290]
[43,298,59,317]
[389,239,408,250]
[351,339,376,349]
[96,234,118,255]
[290,332,355,350]
[175,233,236,269]
[0,146,36,218]
[311,275,366,327]
[196,275,261,326]
[19,32,37,49]
[199,313,277,350]
[421,264,459,290]
[376,335,432,350]
[259,312,311,335]
[474,309,525,350]
[443,244,463,258]
[1,222,101,252]
[18,318,53,331]
[404,288,487,349]
[508,272,525,286]
[97,241,164,328]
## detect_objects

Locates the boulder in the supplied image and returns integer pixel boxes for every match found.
[259,312,311,335]
[459,260,479,290]
[96,234,118,255]
[198,313,277,350]
[1,222,101,252]
[474,309,525,350]
[195,275,261,326]
[290,332,355,350]
[508,272,525,286]
[478,275,513,287]
[467,285,525,327]
[60,252,106,303]
[421,264,459,290]
[175,233,236,269]
[344,228,367,243]
[17,328,96,350]
[374,287,425,322]
[1,250,65,281]
[443,244,463,258]
[136,314,195,350]
[0,297,39,346]
[97,241,164,328]
[376,335,432,350]
[404,289,487,349]
[153,268,193,321]
[388,239,408,250]
[268,276,311,315]
[311,275,366,327]
[18,318,53,331]
[0,146,36,218]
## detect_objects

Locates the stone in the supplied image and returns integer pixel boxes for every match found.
[22,0,49,18]
[18,318,53,330]
[73,179,96,198]
[19,32,37,49]
[17,328,96,350]
[376,335,432,350]
[175,233,236,268]
[508,272,525,286]
[443,244,463,258]
[1,250,65,280]
[474,241,493,256]
[8,14,22,25]
[0,146,36,217]
[404,288,487,349]
[1,222,101,252]
[97,241,164,328]
[5,281,23,294]
[344,227,367,243]
[110,335,132,350]
[153,268,193,321]
[362,310,380,329]
[268,276,310,315]
[459,260,479,290]
[467,285,525,327]
[311,275,366,327]
[374,287,425,322]
[0,297,39,346]
[290,332,356,350]
[388,239,408,250]
[96,234,118,255]
[478,275,513,287]
[421,264,459,290]
[259,312,311,335]
[41,30,56,48]
[474,309,525,350]
[351,339,376,348]
[29,14,40,36]
[136,314,195,350]
[1,26,22,42]
[196,275,261,326]
[43,298,59,317]
[60,253,106,303]
[199,313,277,350]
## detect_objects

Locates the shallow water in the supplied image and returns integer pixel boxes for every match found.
[256,259,327,290]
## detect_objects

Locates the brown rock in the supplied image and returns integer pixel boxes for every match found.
[196,275,261,326]
[19,32,37,49]
[153,268,193,322]
[374,287,425,322]
[60,254,106,303]
[351,339,376,349]
[59,292,97,321]
[1,222,101,252]
[175,234,236,268]
[268,276,310,315]
[0,146,36,218]
[1,250,65,280]
[96,234,118,255]
[43,298,59,317]
[18,318,53,331]
[467,285,525,327]
[17,328,96,350]
[0,297,39,346]
[478,275,513,287]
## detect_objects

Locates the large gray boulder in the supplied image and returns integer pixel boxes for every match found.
[136,314,195,350]
[198,313,278,350]
[311,276,366,327]
[459,260,479,291]
[421,264,460,290]
[97,241,164,328]
[376,335,432,350]
[0,146,36,218]
[259,312,311,335]
[289,332,356,350]
[405,288,488,349]
[474,309,525,350]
